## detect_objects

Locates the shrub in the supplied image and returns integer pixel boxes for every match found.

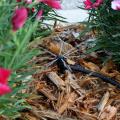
[0,0,61,119]
[82,0,120,63]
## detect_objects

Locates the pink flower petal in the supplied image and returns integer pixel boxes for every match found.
[16,0,32,3]
[0,68,11,84]
[93,0,103,8]
[0,68,12,96]
[84,0,92,9]
[0,84,11,96]
[11,7,28,31]
[41,0,61,9]
[84,0,102,9]
[36,9,43,20]
[25,0,32,4]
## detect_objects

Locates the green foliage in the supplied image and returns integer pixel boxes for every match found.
[0,3,38,119]
[82,0,120,63]
[0,0,63,119]
[28,1,66,39]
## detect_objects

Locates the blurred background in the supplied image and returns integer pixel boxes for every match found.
[57,0,88,23]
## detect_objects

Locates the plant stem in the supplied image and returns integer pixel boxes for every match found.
[8,21,38,69]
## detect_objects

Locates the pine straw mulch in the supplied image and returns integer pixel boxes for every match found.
[21,24,120,120]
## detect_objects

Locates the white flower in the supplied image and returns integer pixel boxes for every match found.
[111,0,120,10]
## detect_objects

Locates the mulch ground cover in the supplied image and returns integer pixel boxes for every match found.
[20,24,120,120]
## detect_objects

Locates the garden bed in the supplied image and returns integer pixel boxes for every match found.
[20,24,120,120]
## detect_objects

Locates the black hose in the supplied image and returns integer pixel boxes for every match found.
[70,64,120,89]
[55,55,120,89]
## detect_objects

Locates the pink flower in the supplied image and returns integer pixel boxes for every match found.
[111,0,120,10]
[84,0,103,10]
[36,10,43,20]
[84,0,92,9]
[25,0,32,4]
[16,0,32,4]
[39,0,61,9]
[0,84,11,96]
[0,68,11,96]
[93,0,103,7]
[12,7,28,31]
